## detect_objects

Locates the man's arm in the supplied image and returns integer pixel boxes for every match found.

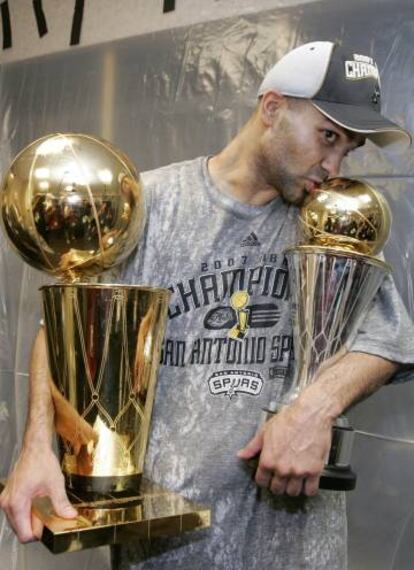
[0,327,76,542]
[237,351,398,497]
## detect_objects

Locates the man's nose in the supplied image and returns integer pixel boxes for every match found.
[321,152,343,178]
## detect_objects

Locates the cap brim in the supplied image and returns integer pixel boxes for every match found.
[311,100,412,149]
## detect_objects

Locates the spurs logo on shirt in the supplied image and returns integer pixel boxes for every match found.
[159,254,293,399]
[208,370,263,399]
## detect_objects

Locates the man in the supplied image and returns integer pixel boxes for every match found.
[1,41,414,569]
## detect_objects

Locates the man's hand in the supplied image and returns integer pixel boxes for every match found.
[236,366,335,499]
[0,446,77,543]
[238,399,333,496]
[237,352,399,498]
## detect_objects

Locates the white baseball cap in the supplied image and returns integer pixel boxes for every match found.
[258,41,411,148]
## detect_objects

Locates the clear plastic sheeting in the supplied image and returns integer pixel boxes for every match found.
[0,0,414,568]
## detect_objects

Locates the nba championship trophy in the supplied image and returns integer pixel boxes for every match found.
[0,134,210,552]
[282,177,392,491]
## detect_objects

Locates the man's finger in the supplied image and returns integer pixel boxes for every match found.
[48,485,77,519]
[31,511,44,540]
[7,497,35,543]
[269,474,287,495]
[255,466,272,489]
[285,477,304,497]
[237,431,263,459]
[303,475,320,496]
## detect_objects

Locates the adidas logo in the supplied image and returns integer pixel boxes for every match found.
[241,232,261,247]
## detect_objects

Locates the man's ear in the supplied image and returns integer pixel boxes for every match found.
[259,91,287,127]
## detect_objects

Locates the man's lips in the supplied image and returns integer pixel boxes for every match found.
[304,178,322,194]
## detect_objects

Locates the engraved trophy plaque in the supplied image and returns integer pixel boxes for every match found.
[282,177,392,491]
[0,134,210,552]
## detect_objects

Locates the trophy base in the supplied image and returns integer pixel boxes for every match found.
[319,465,357,491]
[323,418,357,491]
[0,479,210,554]
[65,473,142,496]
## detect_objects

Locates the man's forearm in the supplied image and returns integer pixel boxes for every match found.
[23,327,54,449]
[295,351,399,421]
[0,327,76,542]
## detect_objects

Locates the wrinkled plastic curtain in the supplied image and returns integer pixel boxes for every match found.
[1,0,414,568]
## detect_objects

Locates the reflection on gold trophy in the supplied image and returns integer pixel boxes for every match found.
[0,133,210,553]
[280,177,392,491]
[229,291,250,340]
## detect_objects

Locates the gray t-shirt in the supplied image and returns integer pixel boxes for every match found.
[114,157,414,570]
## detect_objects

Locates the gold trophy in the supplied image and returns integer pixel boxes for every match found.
[229,291,250,340]
[279,177,392,490]
[0,134,210,552]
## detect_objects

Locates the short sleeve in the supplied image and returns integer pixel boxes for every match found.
[350,272,414,383]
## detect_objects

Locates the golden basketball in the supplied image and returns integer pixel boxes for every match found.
[300,177,391,255]
[0,133,145,281]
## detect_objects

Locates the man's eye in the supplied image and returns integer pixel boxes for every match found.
[324,130,338,144]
